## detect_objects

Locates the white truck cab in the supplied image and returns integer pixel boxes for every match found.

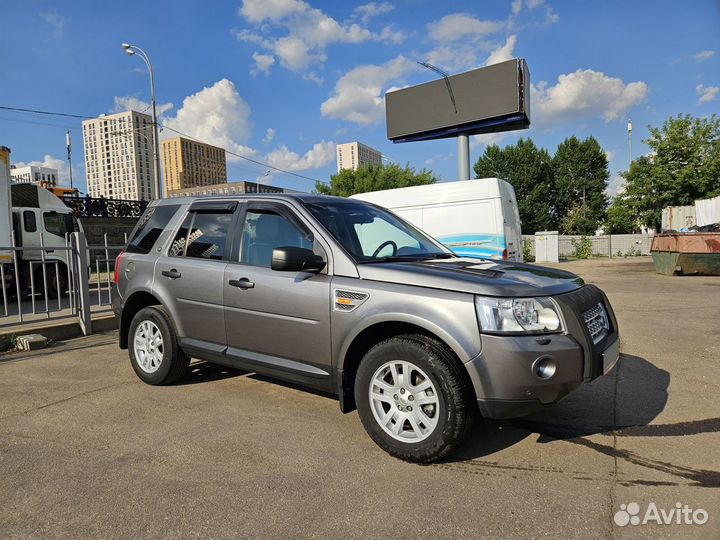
[352,178,523,261]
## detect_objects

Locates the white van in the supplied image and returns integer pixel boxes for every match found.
[352,178,523,261]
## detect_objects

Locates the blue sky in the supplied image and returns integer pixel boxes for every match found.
[1,0,718,196]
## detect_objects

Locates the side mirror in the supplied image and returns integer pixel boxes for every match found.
[271,247,326,273]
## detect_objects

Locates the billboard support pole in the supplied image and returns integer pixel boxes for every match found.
[458,134,470,180]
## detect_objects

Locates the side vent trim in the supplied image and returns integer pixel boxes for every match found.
[334,289,369,313]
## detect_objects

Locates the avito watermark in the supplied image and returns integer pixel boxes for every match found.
[614,502,709,527]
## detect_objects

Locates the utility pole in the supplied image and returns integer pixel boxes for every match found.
[627,119,633,167]
[66,130,74,189]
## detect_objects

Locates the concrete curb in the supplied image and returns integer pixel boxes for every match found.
[0,314,118,344]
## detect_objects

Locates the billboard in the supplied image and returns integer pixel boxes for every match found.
[386,59,530,143]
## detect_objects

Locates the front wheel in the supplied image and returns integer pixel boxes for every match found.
[354,335,475,463]
[128,306,190,385]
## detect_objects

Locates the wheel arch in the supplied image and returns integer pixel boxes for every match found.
[336,317,470,413]
[119,290,163,349]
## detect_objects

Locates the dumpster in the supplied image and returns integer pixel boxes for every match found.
[650,233,720,276]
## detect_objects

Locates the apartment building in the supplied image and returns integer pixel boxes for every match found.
[161,137,227,196]
[10,165,58,187]
[82,110,156,201]
[336,141,382,172]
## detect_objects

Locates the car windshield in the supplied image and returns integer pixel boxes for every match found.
[304,200,452,263]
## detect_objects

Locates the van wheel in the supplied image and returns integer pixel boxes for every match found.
[128,306,190,385]
[354,335,475,463]
[36,265,68,299]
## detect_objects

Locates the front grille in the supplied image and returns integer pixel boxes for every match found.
[582,302,610,344]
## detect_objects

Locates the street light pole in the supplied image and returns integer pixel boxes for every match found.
[121,43,162,199]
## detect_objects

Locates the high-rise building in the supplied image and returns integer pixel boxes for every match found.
[161,137,227,196]
[10,165,58,187]
[82,110,156,201]
[336,141,382,172]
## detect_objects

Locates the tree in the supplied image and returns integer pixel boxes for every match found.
[474,138,556,233]
[610,114,720,231]
[315,163,437,197]
[553,136,609,235]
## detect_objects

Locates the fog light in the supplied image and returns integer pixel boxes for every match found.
[533,357,556,380]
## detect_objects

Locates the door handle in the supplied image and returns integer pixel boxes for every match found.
[162,269,182,279]
[228,277,255,289]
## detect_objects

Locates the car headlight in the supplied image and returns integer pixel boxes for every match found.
[475,296,564,334]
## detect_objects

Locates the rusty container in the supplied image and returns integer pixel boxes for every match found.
[650,233,720,275]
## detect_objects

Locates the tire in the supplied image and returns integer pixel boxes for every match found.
[354,334,475,463]
[128,306,190,385]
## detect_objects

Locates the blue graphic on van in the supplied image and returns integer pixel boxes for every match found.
[438,233,506,259]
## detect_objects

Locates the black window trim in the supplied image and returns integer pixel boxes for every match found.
[230,201,326,269]
[23,210,37,233]
[166,205,241,262]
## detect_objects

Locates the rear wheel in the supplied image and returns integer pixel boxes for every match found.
[129,306,190,385]
[355,335,475,463]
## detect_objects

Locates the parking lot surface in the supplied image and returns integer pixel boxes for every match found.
[1,257,719,539]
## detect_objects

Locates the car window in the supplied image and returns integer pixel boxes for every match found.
[353,218,421,257]
[127,204,180,254]
[23,211,36,233]
[43,212,67,237]
[169,211,231,260]
[240,209,313,267]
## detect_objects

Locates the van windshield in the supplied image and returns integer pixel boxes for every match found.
[304,200,452,263]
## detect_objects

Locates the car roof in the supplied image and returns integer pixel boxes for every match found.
[152,192,358,206]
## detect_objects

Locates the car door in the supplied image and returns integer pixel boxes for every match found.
[223,201,332,384]
[154,201,237,350]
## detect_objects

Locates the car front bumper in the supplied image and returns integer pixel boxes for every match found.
[465,284,620,419]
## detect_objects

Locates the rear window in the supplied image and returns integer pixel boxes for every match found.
[126,204,180,254]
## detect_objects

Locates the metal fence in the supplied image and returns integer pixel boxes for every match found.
[61,195,148,218]
[522,234,654,260]
[0,231,125,333]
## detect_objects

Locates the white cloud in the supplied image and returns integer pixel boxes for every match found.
[14,154,80,187]
[605,149,616,162]
[606,174,626,198]
[544,5,559,25]
[112,96,174,115]
[696,84,719,104]
[532,69,649,125]
[693,50,716,62]
[428,13,505,42]
[425,45,479,72]
[320,55,417,125]
[251,52,275,75]
[238,0,307,23]
[262,128,276,144]
[265,140,336,171]
[236,0,372,73]
[375,25,406,44]
[484,35,517,66]
[471,132,510,149]
[511,0,523,16]
[303,71,324,85]
[527,0,545,8]
[354,2,394,24]
[40,11,65,38]
[162,79,256,160]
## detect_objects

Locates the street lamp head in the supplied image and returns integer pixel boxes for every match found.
[121,43,131,49]
[125,49,135,56]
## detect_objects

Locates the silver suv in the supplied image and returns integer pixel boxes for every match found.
[112,194,619,462]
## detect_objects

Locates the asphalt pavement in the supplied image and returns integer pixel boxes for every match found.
[0,257,718,539]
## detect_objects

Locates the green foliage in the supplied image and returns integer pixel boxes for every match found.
[572,236,593,259]
[315,163,437,197]
[553,136,609,234]
[522,238,535,262]
[0,334,17,352]
[474,136,609,234]
[611,114,720,231]
[474,138,557,233]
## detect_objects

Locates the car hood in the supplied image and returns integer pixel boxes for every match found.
[357,258,584,297]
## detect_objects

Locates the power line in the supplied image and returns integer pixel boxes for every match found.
[0,105,92,119]
[1,104,328,185]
